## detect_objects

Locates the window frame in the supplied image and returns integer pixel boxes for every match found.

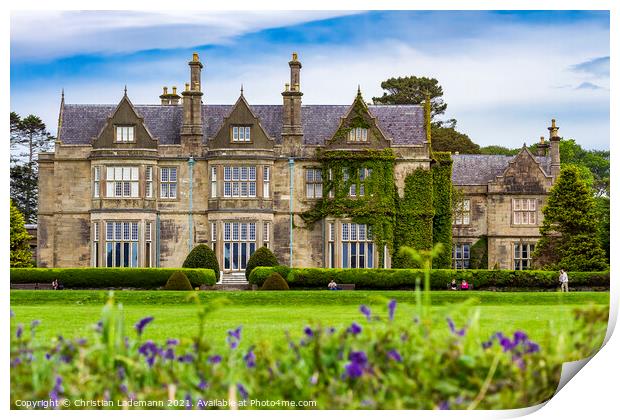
[105,166,139,198]
[231,125,252,143]
[115,125,135,143]
[159,166,178,200]
[305,168,323,199]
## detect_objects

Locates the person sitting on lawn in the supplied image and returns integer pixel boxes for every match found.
[460,279,470,290]
[450,279,458,290]
[328,280,338,291]
[52,279,58,290]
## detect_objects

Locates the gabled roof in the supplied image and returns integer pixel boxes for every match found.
[451,153,552,185]
[59,103,426,146]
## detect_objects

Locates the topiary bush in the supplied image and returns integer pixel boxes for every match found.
[182,244,220,282]
[10,268,216,289]
[249,265,291,287]
[261,272,290,290]
[164,271,193,291]
[245,246,278,281]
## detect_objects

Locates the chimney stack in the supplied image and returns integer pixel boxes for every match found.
[159,86,181,105]
[181,53,204,155]
[536,135,549,157]
[282,53,303,139]
[548,119,561,179]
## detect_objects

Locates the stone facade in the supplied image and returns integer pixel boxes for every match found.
[37,53,561,278]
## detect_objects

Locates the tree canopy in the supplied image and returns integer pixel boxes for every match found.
[372,76,447,119]
[10,200,34,268]
[532,165,607,272]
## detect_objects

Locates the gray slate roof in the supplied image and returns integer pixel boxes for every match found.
[59,103,425,146]
[451,154,551,185]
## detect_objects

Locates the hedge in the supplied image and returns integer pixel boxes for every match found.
[10,268,216,289]
[249,266,291,287]
[250,267,609,290]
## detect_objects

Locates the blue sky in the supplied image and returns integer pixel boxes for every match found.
[10,10,610,149]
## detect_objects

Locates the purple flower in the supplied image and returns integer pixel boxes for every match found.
[513,331,528,344]
[227,326,242,349]
[10,309,15,317]
[208,355,222,364]
[525,342,540,354]
[76,338,87,346]
[178,354,195,363]
[138,341,159,367]
[359,305,372,321]
[388,299,397,321]
[166,339,179,346]
[387,349,402,362]
[446,317,467,337]
[345,350,369,378]
[16,324,23,339]
[95,321,103,333]
[164,348,175,360]
[482,340,493,350]
[303,326,314,337]
[237,383,249,400]
[119,383,128,394]
[438,401,450,410]
[184,393,192,409]
[31,319,41,329]
[347,322,362,336]
[198,378,208,390]
[50,375,64,401]
[134,316,154,336]
[243,349,256,368]
[117,366,126,380]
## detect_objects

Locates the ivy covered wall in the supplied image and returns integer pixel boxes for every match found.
[431,152,453,268]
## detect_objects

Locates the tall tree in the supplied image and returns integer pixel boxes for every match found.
[10,165,38,224]
[532,165,608,272]
[10,200,34,268]
[431,124,480,154]
[372,76,447,119]
[13,114,51,165]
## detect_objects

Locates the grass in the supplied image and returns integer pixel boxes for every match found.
[10,290,609,357]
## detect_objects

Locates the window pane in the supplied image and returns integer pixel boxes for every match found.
[131,242,138,267]
[169,168,177,182]
[224,243,230,269]
[342,243,349,268]
[342,223,349,241]
[106,243,113,267]
[367,244,373,268]
[233,127,238,141]
[232,243,239,270]
[245,127,251,141]
[350,243,357,268]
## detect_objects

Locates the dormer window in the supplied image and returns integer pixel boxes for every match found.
[115,125,135,142]
[348,127,368,142]
[232,126,251,143]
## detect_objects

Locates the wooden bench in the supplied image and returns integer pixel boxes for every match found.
[339,284,355,290]
[11,283,54,290]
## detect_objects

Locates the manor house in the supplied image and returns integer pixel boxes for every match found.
[37,53,561,282]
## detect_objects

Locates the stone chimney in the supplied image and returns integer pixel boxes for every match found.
[548,119,561,178]
[281,52,303,155]
[181,53,204,155]
[159,86,181,105]
[536,136,549,157]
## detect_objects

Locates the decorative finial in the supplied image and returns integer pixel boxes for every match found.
[61,88,65,101]
[124,85,127,96]
[523,142,527,148]
[357,84,361,96]
[548,118,560,138]
[240,84,244,96]
[292,52,298,61]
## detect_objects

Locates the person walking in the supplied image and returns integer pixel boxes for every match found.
[559,269,569,292]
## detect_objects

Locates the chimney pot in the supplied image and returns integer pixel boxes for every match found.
[163,86,168,95]
[185,83,190,91]
[172,86,177,95]
[285,83,290,91]
[193,52,199,62]
[292,52,298,61]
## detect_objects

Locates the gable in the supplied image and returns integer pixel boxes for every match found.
[490,148,553,193]
[92,95,158,149]
[324,92,391,150]
[208,96,274,149]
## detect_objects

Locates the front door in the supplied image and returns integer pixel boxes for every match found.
[223,222,257,272]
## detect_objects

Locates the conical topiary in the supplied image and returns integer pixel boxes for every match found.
[245,246,278,281]
[182,244,220,282]
[261,272,289,290]
[164,271,193,291]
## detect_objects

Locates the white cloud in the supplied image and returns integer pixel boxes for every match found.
[10,10,358,60]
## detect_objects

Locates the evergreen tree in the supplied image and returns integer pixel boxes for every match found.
[10,200,34,268]
[10,164,38,223]
[372,76,447,119]
[532,165,608,271]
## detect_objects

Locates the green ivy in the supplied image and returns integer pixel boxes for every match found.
[431,152,453,268]
[469,235,488,269]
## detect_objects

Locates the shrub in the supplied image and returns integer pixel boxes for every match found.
[10,200,33,268]
[182,244,220,282]
[261,272,290,290]
[251,267,609,290]
[248,265,291,287]
[10,268,216,289]
[164,271,193,291]
[245,247,278,281]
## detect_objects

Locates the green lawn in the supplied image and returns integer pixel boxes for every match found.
[10,290,609,355]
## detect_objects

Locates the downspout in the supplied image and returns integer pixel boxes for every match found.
[156,214,161,267]
[188,156,195,253]
[289,157,294,267]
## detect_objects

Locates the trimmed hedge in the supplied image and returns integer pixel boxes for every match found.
[183,244,220,282]
[10,268,216,289]
[164,271,193,291]
[249,265,291,287]
[245,247,279,281]
[250,267,609,290]
[261,272,290,291]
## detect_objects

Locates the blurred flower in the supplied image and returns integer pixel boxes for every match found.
[243,349,256,368]
[227,326,242,349]
[347,322,362,336]
[438,401,450,410]
[446,317,467,337]
[388,300,397,321]
[208,355,222,364]
[31,320,41,329]
[134,316,154,336]
[387,349,402,362]
[16,324,23,339]
[360,305,372,321]
[237,383,249,400]
[345,351,368,378]
[166,339,179,346]
[303,326,314,337]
